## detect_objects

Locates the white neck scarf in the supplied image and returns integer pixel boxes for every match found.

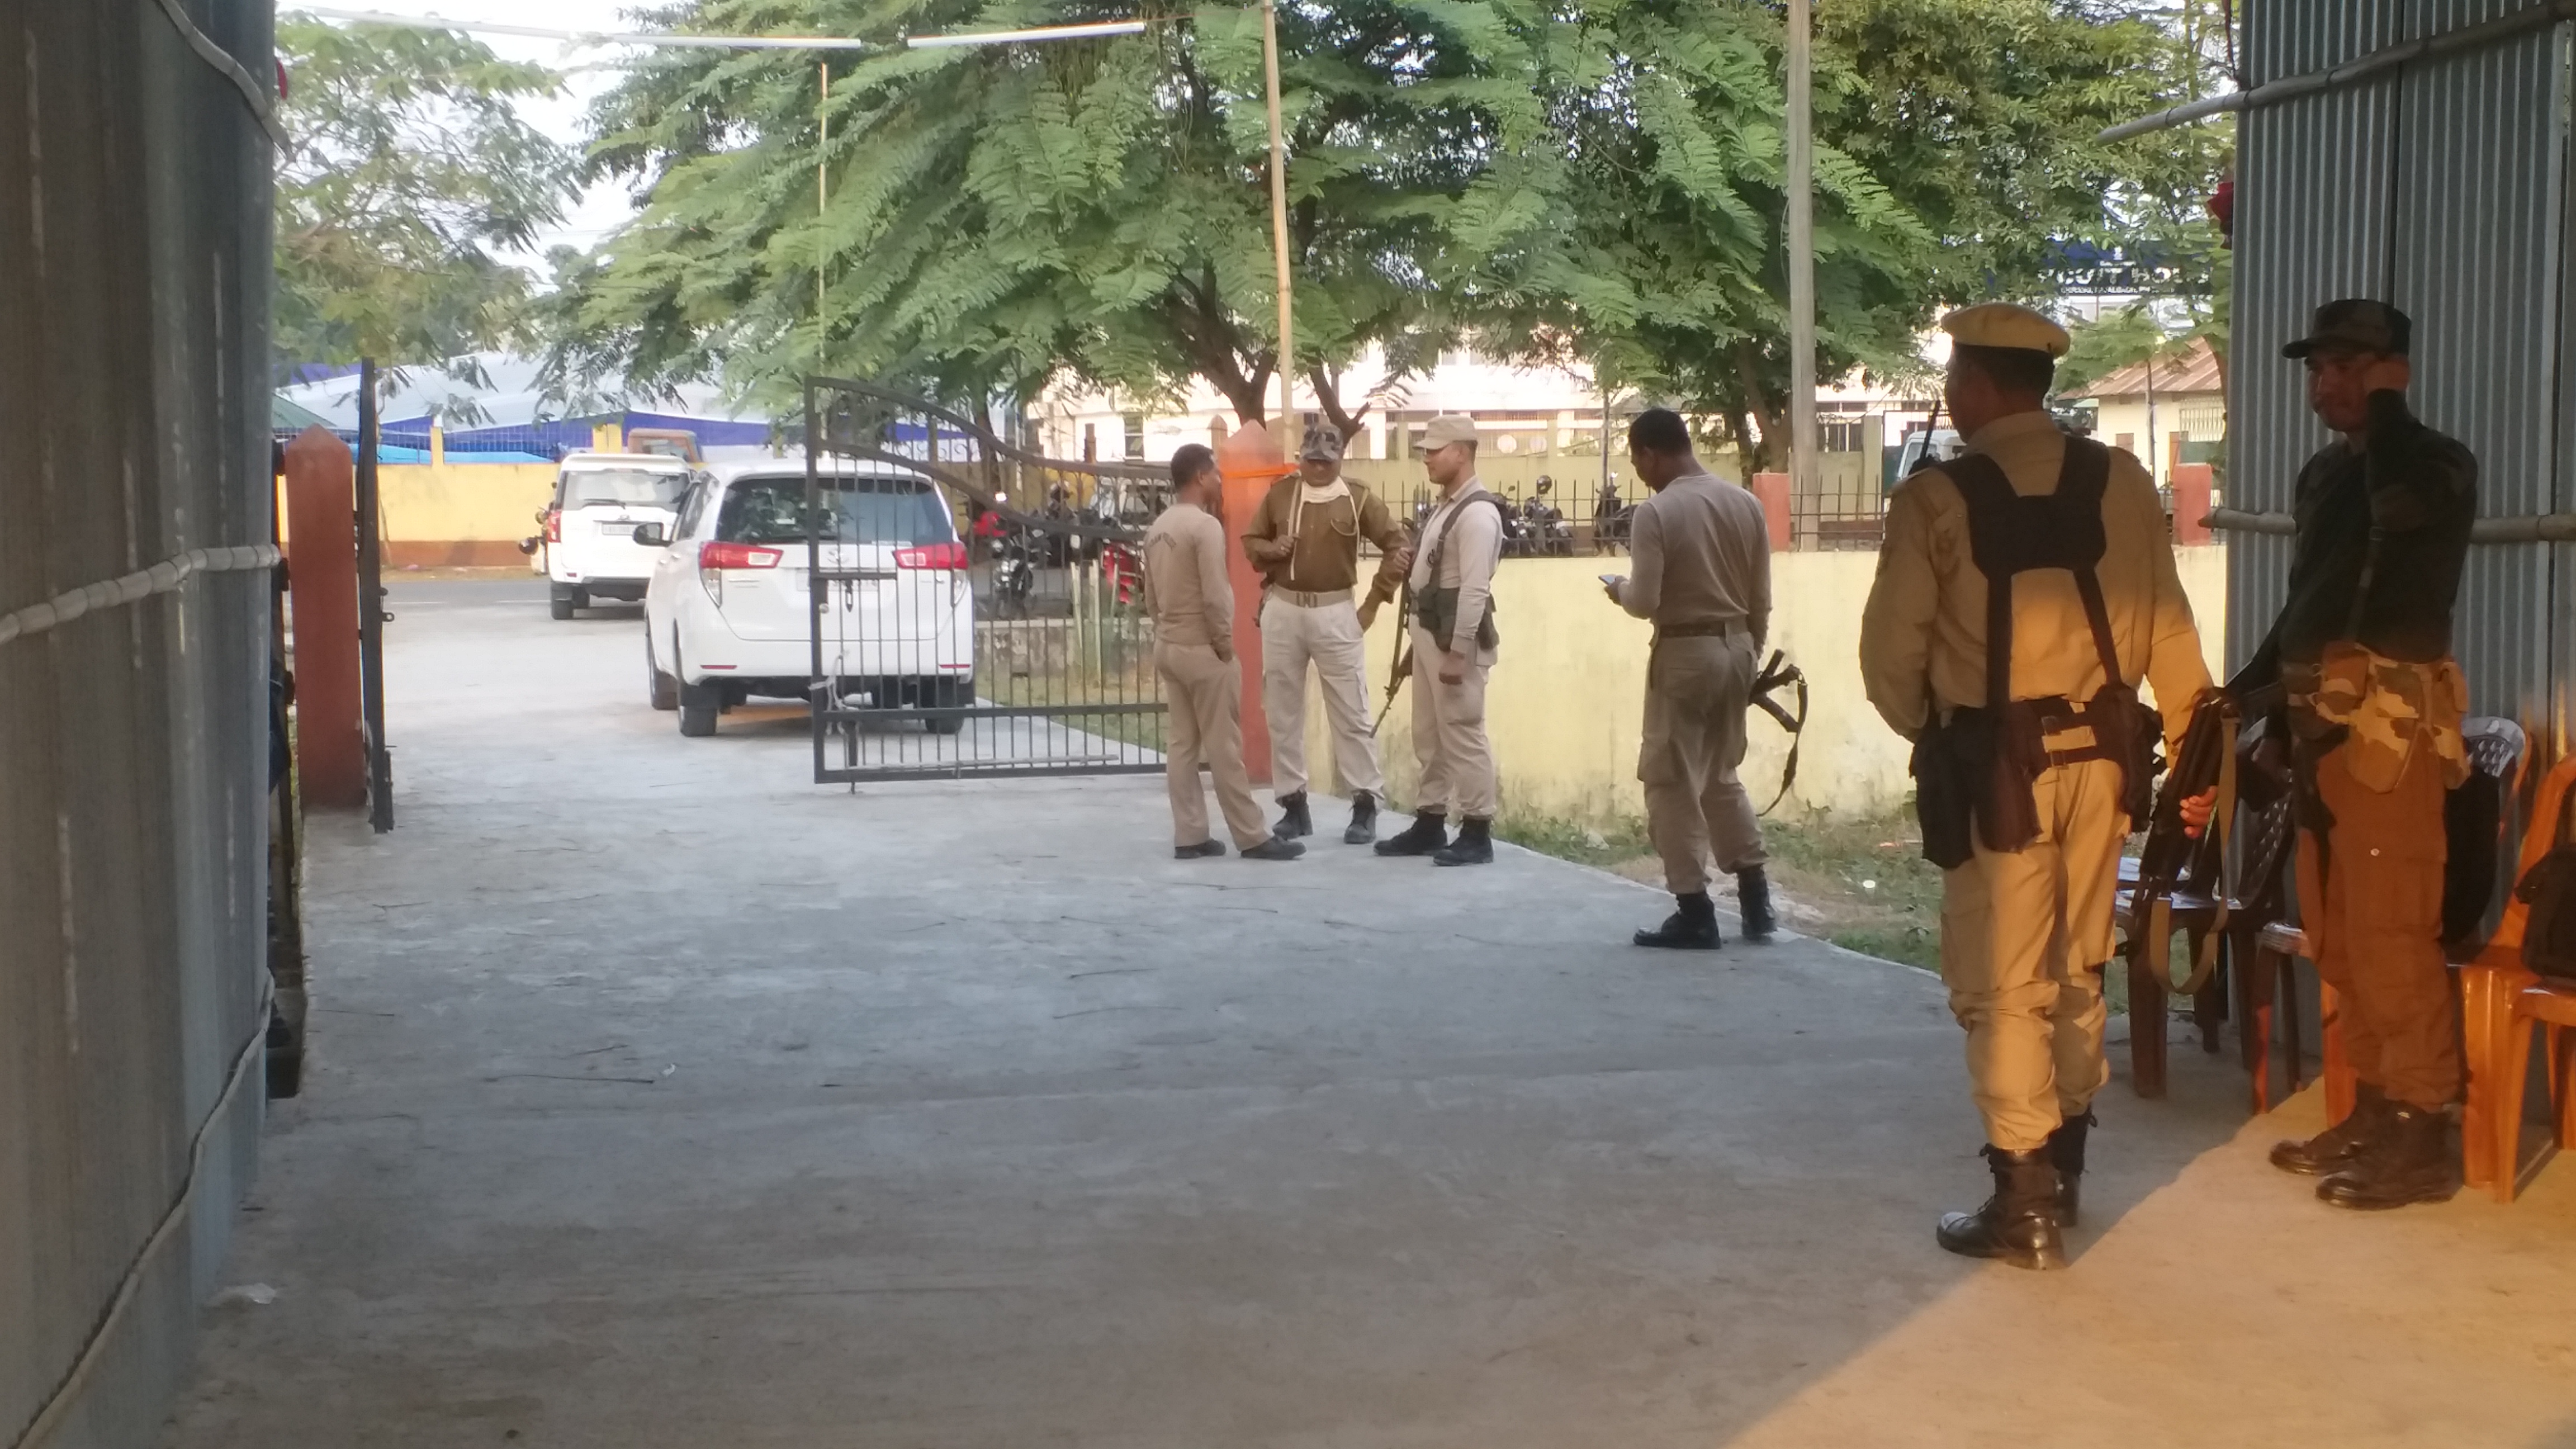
[1286,474,1355,585]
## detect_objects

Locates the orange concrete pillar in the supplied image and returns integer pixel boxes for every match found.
[283,426,366,808]
[1749,472,1792,551]
[2170,462,2214,545]
[1218,422,1294,785]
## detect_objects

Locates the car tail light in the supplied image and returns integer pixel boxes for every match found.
[699,541,783,571]
[543,508,561,543]
[895,541,968,571]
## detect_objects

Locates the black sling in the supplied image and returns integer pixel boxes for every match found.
[1911,437,2163,865]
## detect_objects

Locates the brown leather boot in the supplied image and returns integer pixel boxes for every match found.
[1935,1146,2066,1271]
[2270,1083,2390,1176]
[2317,1103,2459,1211]
[2047,1110,2095,1228]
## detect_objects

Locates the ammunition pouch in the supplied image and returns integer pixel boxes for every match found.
[1911,686,2163,870]
[1412,585,1498,655]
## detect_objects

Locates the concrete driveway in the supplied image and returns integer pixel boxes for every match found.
[169,578,2576,1447]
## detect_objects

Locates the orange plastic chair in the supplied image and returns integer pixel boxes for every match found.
[2468,752,2576,1200]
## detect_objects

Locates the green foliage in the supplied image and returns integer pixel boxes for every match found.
[549,1,2230,441]
[553,1,1543,423]
[1476,0,2231,468]
[273,18,577,375]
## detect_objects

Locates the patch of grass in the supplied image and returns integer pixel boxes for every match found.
[1760,808,1945,972]
[1497,803,1947,973]
[1493,811,1654,869]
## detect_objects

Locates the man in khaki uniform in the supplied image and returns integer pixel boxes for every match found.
[1142,446,1303,863]
[1375,415,1505,866]
[1240,426,1410,844]
[1860,302,2212,1270]
[1606,407,1777,948]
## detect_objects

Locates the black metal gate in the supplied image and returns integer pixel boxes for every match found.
[803,377,1171,784]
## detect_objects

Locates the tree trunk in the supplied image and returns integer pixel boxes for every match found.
[1734,342,1786,473]
[1306,363,1371,443]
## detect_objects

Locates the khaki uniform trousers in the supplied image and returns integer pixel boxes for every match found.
[1939,754,2122,1152]
[1408,624,1496,819]
[1259,595,1384,798]
[2294,736,2460,1109]
[1640,632,1767,895]
[1157,642,1267,849]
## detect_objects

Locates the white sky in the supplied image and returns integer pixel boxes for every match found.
[297,2,655,258]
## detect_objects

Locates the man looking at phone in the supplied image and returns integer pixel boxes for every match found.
[1603,408,1777,948]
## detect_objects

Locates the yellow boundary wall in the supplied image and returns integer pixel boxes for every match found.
[1338,547,2227,824]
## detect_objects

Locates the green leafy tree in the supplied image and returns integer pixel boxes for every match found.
[552,1,1549,427]
[552,1,2228,452]
[274,18,577,377]
[1474,0,2231,469]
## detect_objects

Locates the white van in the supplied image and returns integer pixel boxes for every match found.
[639,461,974,737]
[541,452,695,618]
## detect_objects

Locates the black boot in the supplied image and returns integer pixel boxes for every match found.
[2270,1083,2390,1177]
[1173,839,1228,859]
[1374,809,1448,857]
[1240,836,1306,862]
[1432,816,1493,866]
[2317,1102,2459,1210]
[1633,892,1722,949]
[2047,1110,2095,1228]
[1935,1146,2066,1270]
[1272,790,1313,840]
[1344,790,1379,845]
[1735,866,1777,941]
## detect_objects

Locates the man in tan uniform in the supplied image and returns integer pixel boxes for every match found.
[1860,303,2211,1270]
[1240,426,1410,844]
[1606,407,1777,948]
[1142,446,1303,863]
[1375,415,1505,866]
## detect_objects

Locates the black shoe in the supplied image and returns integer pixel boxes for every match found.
[1375,810,1448,857]
[1240,837,1306,862]
[1174,839,1228,859]
[2270,1083,2390,1177]
[2046,1110,2095,1228]
[1432,816,1493,866]
[1344,790,1379,845]
[2317,1103,2459,1210]
[1634,892,1722,949]
[1272,792,1313,839]
[1735,866,1777,941]
[1935,1146,2066,1271]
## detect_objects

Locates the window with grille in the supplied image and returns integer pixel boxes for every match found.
[1121,412,1145,460]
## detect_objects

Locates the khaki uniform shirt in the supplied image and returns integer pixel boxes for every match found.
[1860,410,2211,755]
[1616,466,1772,648]
[1407,479,1505,662]
[1240,475,1408,600]
[1139,500,1235,657]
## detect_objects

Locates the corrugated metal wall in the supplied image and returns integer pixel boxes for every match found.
[2233,0,2572,749]
[0,3,275,1447]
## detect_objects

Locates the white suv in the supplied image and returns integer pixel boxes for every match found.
[541,452,694,618]
[640,461,975,737]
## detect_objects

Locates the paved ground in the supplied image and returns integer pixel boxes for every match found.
[170,579,2576,1448]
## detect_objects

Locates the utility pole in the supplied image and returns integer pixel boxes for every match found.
[1261,0,1295,439]
[1785,0,1815,502]
[818,61,831,365]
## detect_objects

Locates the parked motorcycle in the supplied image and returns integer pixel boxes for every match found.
[989,529,1036,618]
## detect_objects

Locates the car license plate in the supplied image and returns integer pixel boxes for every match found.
[598,520,638,536]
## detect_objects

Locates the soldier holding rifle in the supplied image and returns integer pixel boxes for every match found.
[2226,300,2476,1211]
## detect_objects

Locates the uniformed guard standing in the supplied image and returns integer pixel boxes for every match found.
[1142,446,1304,863]
[1860,303,2213,1270]
[1375,415,1505,866]
[1606,408,1779,948]
[2232,300,2476,1210]
[1240,427,1411,844]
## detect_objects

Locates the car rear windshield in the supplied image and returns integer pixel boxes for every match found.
[717,475,954,546]
[562,468,689,509]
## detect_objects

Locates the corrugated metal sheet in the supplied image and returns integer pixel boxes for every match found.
[2230,0,2573,757]
[2394,23,2564,724]
[0,2,274,1447]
